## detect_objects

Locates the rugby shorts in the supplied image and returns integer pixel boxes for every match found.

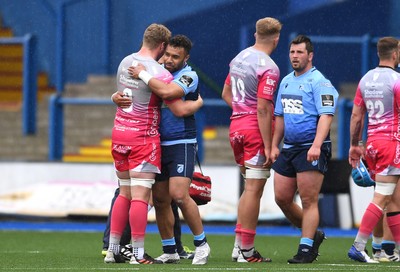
[272,142,331,177]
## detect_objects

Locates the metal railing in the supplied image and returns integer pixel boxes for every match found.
[48,96,227,161]
[0,34,37,135]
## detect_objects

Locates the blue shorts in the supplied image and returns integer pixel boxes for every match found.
[156,143,196,182]
[272,142,331,178]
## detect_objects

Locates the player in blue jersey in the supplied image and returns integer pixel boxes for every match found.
[271,35,339,264]
[124,34,210,265]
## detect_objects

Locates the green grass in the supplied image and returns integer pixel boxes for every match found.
[0,230,399,271]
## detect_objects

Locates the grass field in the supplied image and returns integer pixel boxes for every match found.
[0,230,399,271]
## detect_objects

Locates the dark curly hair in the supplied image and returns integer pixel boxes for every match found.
[169,34,193,54]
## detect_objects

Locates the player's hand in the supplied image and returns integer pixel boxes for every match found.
[112,91,132,108]
[348,145,363,168]
[307,145,321,163]
[271,146,280,163]
[128,63,146,79]
[197,94,203,107]
[263,147,272,168]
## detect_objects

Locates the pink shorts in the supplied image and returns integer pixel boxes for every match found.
[229,129,266,167]
[111,142,161,173]
[365,139,400,177]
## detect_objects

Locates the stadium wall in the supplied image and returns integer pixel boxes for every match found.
[0,162,372,229]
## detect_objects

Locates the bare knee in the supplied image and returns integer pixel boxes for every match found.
[275,194,292,210]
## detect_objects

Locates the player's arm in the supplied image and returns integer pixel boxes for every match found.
[128,64,184,100]
[111,91,132,108]
[221,74,233,108]
[349,85,366,167]
[166,94,203,117]
[307,114,333,162]
[271,115,284,162]
[257,97,273,167]
[257,69,279,166]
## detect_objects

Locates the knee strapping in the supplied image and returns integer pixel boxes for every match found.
[375,182,396,195]
[130,178,155,188]
[118,178,131,186]
[245,168,270,179]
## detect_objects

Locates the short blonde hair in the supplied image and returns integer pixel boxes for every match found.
[143,23,171,50]
[256,17,282,37]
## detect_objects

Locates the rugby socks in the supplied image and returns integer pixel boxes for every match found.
[241,228,256,252]
[108,194,131,254]
[355,203,383,251]
[109,194,130,251]
[387,212,400,247]
[359,203,383,236]
[299,237,313,254]
[194,231,207,247]
[234,223,242,249]
[382,240,396,255]
[130,199,148,258]
[162,237,178,254]
[372,235,382,252]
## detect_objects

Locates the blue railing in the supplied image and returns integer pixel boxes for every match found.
[0,34,37,135]
[48,96,227,161]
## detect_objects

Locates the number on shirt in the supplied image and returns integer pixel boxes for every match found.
[231,76,245,103]
[366,100,384,125]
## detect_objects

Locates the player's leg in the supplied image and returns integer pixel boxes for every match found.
[348,175,394,263]
[385,178,400,261]
[102,188,120,256]
[371,216,383,260]
[287,170,323,264]
[166,143,210,265]
[273,172,300,227]
[171,201,194,259]
[127,144,162,265]
[380,213,399,262]
[104,172,131,263]
[152,179,180,263]
[235,129,272,263]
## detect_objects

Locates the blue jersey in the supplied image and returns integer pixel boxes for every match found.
[159,64,199,145]
[275,67,338,145]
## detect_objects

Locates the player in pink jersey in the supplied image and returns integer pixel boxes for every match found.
[104,23,172,265]
[221,17,282,263]
[348,36,400,263]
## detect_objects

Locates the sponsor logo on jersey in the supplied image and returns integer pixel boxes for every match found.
[266,77,276,87]
[365,81,384,87]
[364,89,384,98]
[281,94,303,114]
[149,142,157,162]
[321,94,334,107]
[120,74,139,88]
[148,107,159,137]
[177,164,184,173]
[319,81,332,88]
[179,75,193,87]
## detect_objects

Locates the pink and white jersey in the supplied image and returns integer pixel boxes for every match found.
[112,53,173,145]
[354,66,400,141]
[225,47,280,131]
